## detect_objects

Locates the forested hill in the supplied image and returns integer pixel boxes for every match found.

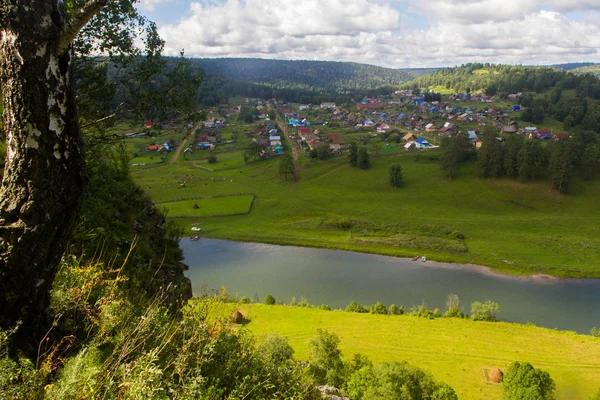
[406,63,600,99]
[573,64,600,77]
[186,58,418,93]
[552,62,597,71]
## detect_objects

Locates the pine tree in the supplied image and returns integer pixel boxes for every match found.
[348,142,358,167]
[550,142,574,193]
[504,135,524,178]
[389,163,403,187]
[441,136,461,180]
[478,133,504,178]
[278,152,295,181]
[358,147,371,170]
[580,144,599,181]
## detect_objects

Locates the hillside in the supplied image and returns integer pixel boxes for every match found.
[189,58,419,93]
[552,62,597,71]
[573,64,600,77]
[238,303,600,400]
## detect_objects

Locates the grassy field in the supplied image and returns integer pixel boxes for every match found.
[128,109,600,278]
[157,195,254,217]
[226,303,600,400]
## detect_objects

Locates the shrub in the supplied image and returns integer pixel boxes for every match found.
[445,294,467,318]
[319,304,331,311]
[345,361,458,400]
[264,294,276,305]
[411,303,437,319]
[502,362,555,400]
[591,327,600,337]
[370,301,388,315]
[388,304,404,315]
[346,301,368,313]
[308,329,346,387]
[240,296,251,304]
[471,300,500,321]
[207,153,218,163]
[257,334,294,366]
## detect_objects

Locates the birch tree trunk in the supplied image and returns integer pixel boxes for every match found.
[0,0,100,349]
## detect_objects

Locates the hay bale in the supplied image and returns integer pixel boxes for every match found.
[193,204,199,209]
[489,368,503,383]
[231,310,244,324]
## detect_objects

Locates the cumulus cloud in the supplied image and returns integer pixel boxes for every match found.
[158,0,600,67]
[137,0,174,11]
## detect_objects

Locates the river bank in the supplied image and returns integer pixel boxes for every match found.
[182,230,599,280]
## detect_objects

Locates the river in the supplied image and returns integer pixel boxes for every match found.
[182,238,600,334]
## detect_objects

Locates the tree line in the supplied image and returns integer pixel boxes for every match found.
[441,130,600,193]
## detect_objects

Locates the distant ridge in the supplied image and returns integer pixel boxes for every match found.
[552,62,597,71]
[185,57,424,93]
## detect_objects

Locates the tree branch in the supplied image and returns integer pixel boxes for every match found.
[58,0,110,53]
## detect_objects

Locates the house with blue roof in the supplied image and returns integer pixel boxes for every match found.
[415,138,430,149]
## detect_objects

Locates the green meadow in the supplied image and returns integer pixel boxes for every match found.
[222,303,600,400]
[129,116,600,278]
[157,195,254,217]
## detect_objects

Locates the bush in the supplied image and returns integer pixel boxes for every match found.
[319,304,331,311]
[207,153,218,163]
[411,303,438,319]
[502,362,555,400]
[308,329,346,387]
[388,304,404,315]
[370,301,388,315]
[471,300,500,321]
[264,294,276,305]
[591,327,600,337]
[445,294,467,318]
[345,361,458,400]
[346,301,368,313]
[257,334,294,366]
[240,296,251,304]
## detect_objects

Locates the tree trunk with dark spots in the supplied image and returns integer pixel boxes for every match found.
[0,1,89,352]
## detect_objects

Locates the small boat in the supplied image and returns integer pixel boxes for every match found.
[412,256,420,261]
[421,256,427,262]
[190,236,201,241]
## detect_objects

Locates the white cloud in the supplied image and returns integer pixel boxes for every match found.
[137,0,174,11]
[158,0,600,67]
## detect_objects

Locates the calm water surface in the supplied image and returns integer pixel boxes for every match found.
[182,238,600,333]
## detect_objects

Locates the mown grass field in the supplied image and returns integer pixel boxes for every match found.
[227,303,600,400]
[157,195,254,217]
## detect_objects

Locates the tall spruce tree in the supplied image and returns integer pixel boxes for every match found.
[389,163,403,187]
[550,141,574,194]
[440,135,462,180]
[478,133,504,178]
[518,141,546,181]
[504,135,524,178]
[358,146,371,170]
[348,141,358,167]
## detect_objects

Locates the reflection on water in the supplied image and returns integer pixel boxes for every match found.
[182,238,600,333]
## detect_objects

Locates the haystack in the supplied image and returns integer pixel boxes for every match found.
[231,310,244,324]
[489,368,503,383]
[193,204,199,209]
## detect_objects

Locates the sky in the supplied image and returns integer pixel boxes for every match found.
[136,0,600,68]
